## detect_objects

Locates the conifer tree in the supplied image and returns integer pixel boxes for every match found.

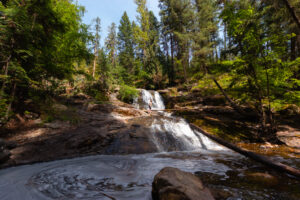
[134,0,151,70]
[192,0,218,68]
[159,0,194,83]
[105,23,117,67]
[118,12,135,73]
[92,17,101,78]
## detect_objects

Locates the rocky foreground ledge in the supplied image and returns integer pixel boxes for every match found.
[0,93,163,168]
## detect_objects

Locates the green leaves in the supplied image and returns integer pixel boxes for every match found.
[0,0,92,122]
[218,0,300,113]
[118,84,139,103]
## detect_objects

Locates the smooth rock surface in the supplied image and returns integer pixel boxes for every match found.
[152,167,215,200]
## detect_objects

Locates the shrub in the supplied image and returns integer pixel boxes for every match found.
[118,84,139,103]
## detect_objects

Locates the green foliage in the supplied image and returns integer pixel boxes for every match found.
[105,22,118,67]
[118,12,135,73]
[0,0,299,134]
[219,0,299,113]
[0,0,92,123]
[0,98,8,123]
[118,84,139,103]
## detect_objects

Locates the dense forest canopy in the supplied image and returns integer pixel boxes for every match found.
[0,0,299,140]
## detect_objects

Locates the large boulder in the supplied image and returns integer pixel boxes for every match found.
[104,124,158,154]
[152,167,215,200]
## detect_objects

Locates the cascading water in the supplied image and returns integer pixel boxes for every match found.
[133,89,165,110]
[150,117,225,151]
[134,89,225,151]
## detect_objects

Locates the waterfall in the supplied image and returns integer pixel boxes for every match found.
[150,116,225,151]
[133,89,165,110]
[134,89,226,151]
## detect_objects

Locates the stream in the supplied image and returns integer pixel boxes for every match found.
[0,90,299,200]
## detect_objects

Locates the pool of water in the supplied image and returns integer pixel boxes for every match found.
[0,150,299,200]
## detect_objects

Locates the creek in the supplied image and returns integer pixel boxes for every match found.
[0,90,299,200]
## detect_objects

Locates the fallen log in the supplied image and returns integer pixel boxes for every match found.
[190,124,300,179]
[152,108,219,112]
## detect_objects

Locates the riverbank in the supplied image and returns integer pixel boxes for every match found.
[159,87,300,158]
[0,93,157,168]
[1,88,299,169]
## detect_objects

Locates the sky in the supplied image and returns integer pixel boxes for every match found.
[78,0,160,46]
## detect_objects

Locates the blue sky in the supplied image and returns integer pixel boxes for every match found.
[78,0,160,46]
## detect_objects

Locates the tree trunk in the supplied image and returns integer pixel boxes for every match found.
[212,78,245,115]
[258,94,267,136]
[112,50,116,68]
[297,34,300,58]
[190,124,300,178]
[0,55,11,100]
[204,65,245,115]
[248,62,271,138]
[291,36,296,60]
[143,48,147,69]
[31,13,37,31]
[92,45,97,78]
[170,36,175,85]
[183,55,188,83]
[265,66,276,135]
[283,0,300,30]
[224,23,227,53]
[5,82,16,120]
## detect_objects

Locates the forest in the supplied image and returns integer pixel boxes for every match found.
[0,0,300,140]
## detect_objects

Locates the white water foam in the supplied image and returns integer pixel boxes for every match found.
[150,115,226,151]
[134,90,226,151]
[133,90,165,110]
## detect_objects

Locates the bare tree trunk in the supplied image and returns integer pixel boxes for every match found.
[204,65,245,115]
[212,78,245,115]
[283,0,300,30]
